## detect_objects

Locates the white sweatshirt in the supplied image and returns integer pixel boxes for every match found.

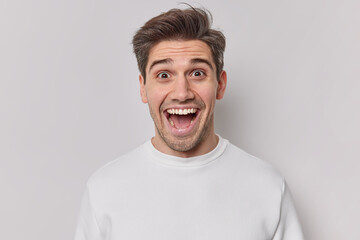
[74,136,304,240]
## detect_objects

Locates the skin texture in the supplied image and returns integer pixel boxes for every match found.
[139,40,227,158]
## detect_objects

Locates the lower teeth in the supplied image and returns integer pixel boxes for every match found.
[169,118,174,126]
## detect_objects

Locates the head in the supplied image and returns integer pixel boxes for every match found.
[132,7,227,157]
[132,7,225,83]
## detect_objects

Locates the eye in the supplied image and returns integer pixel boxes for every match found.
[191,70,205,78]
[157,72,170,79]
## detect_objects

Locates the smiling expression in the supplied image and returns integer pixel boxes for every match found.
[139,40,227,157]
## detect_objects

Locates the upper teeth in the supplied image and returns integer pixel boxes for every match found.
[167,108,197,115]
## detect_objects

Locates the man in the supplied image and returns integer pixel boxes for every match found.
[74,7,304,240]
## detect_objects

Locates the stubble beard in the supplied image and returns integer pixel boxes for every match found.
[148,101,213,153]
[157,114,213,152]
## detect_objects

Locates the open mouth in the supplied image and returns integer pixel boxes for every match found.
[164,108,199,130]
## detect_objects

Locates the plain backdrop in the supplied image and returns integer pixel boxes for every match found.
[1,0,359,239]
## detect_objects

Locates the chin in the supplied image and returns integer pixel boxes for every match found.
[159,125,210,153]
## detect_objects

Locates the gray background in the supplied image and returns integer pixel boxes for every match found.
[1,0,359,239]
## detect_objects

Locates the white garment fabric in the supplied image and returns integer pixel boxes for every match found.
[74,136,304,240]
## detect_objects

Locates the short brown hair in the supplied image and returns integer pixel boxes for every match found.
[132,7,226,83]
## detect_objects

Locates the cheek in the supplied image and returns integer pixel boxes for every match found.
[196,85,218,106]
[146,87,169,107]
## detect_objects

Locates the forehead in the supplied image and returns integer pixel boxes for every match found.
[147,40,213,70]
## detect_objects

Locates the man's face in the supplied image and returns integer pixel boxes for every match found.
[139,40,226,157]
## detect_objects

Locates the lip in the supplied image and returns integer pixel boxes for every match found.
[162,107,201,137]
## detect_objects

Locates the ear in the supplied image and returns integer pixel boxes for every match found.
[216,70,227,100]
[139,74,148,103]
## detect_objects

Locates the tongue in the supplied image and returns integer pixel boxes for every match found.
[170,114,193,129]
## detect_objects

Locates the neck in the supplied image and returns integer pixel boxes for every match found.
[152,130,219,158]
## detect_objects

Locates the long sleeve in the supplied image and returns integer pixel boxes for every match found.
[74,186,104,240]
[272,181,304,240]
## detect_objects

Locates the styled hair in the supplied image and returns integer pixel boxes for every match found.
[132,7,226,83]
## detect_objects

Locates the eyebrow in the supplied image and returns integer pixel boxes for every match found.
[190,58,214,70]
[148,57,214,72]
[148,58,173,72]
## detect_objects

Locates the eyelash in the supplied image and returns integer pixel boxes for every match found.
[155,69,206,79]
[157,72,170,79]
[191,70,205,77]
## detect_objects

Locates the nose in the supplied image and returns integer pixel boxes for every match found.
[170,75,195,102]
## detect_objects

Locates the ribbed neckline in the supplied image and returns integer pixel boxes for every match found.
[142,135,228,168]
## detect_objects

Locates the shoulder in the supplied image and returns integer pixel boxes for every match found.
[222,140,285,188]
[86,143,147,190]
